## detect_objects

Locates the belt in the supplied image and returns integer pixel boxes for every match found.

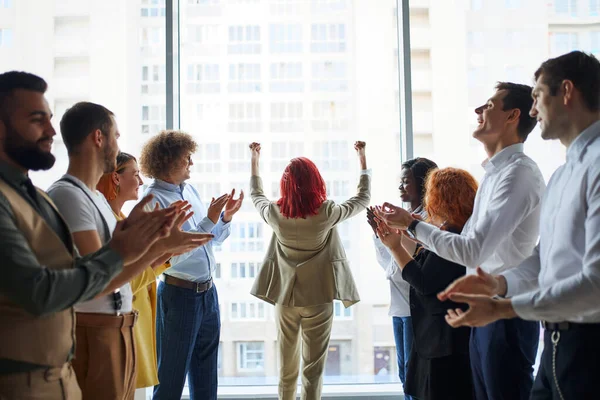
[541,320,600,331]
[75,311,138,328]
[162,275,213,293]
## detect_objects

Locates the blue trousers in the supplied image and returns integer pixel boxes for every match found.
[153,281,221,400]
[393,316,413,400]
[470,318,539,400]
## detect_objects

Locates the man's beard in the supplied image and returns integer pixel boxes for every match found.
[102,142,117,173]
[3,119,56,171]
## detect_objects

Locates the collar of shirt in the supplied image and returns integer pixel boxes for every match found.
[481,143,524,173]
[0,160,29,188]
[566,119,600,164]
[150,178,186,194]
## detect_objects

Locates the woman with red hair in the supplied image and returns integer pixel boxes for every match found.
[248,141,369,400]
[376,167,477,400]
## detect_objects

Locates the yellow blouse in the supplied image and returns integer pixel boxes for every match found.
[116,212,170,389]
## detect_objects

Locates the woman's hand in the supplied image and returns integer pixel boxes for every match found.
[249,142,261,159]
[249,142,261,176]
[375,219,403,251]
[354,141,367,170]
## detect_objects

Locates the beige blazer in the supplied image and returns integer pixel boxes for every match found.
[250,173,371,308]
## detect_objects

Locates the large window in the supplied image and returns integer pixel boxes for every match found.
[5,0,572,397]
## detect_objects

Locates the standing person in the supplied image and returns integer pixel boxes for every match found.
[48,104,211,400]
[440,51,600,400]
[97,152,207,391]
[377,82,545,400]
[0,71,177,400]
[376,167,476,400]
[249,141,369,400]
[366,157,437,400]
[140,130,244,400]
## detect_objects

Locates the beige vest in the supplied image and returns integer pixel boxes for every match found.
[0,179,76,366]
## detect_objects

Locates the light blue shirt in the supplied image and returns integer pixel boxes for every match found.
[144,179,231,283]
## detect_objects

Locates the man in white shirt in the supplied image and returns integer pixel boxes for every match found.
[48,102,211,400]
[438,51,600,400]
[377,82,545,400]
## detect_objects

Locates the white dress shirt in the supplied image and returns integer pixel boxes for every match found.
[503,121,600,323]
[414,143,545,275]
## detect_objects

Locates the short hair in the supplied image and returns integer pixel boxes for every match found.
[60,101,115,155]
[495,82,537,141]
[0,71,47,116]
[401,157,438,204]
[139,130,197,179]
[534,51,600,112]
[276,157,327,219]
[424,167,478,232]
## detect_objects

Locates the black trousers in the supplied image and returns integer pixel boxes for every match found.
[470,318,539,400]
[530,323,600,400]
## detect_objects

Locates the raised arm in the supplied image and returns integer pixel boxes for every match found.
[249,142,273,224]
[327,141,371,226]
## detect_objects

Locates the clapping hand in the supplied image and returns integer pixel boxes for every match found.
[223,189,244,222]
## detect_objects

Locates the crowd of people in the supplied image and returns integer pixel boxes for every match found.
[0,49,598,400]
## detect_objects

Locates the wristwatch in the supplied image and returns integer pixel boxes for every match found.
[408,219,420,238]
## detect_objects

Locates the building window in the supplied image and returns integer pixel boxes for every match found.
[270,0,302,15]
[0,28,13,48]
[140,26,165,46]
[228,63,261,93]
[228,142,250,173]
[187,64,220,94]
[591,31,600,55]
[554,0,577,16]
[228,25,261,54]
[193,143,221,173]
[311,101,349,131]
[141,64,166,95]
[230,222,264,251]
[237,342,265,371]
[310,24,346,53]
[269,62,303,92]
[550,32,578,57]
[141,0,166,17]
[470,0,483,10]
[311,0,347,13]
[230,262,261,279]
[313,141,350,172]
[141,104,166,135]
[271,141,304,172]
[505,0,520,8]
[1,0,11,9]
[269,24,302,53]
[187,24,219,45]
[333,300,352,319]
[228,103,262,132]
[192,183,222,206]
[311,61,348,91]
[270,102,304,133]
[467,31,484,49]
[591,0,600,16]
[374,347,395,377]
[231,302,266,320]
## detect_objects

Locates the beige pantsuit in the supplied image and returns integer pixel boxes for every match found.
[277,303,334,400]
[249,172,371,399]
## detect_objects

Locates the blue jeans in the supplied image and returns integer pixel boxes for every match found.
[153,281,221,400]
[392,316,413,400]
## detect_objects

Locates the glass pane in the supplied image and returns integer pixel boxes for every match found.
[179,0,402,386]
[409,0,570,376]
[3,2,166,192]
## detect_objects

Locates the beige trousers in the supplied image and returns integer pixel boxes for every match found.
[0,363,81,400]
[277,302,334,400]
